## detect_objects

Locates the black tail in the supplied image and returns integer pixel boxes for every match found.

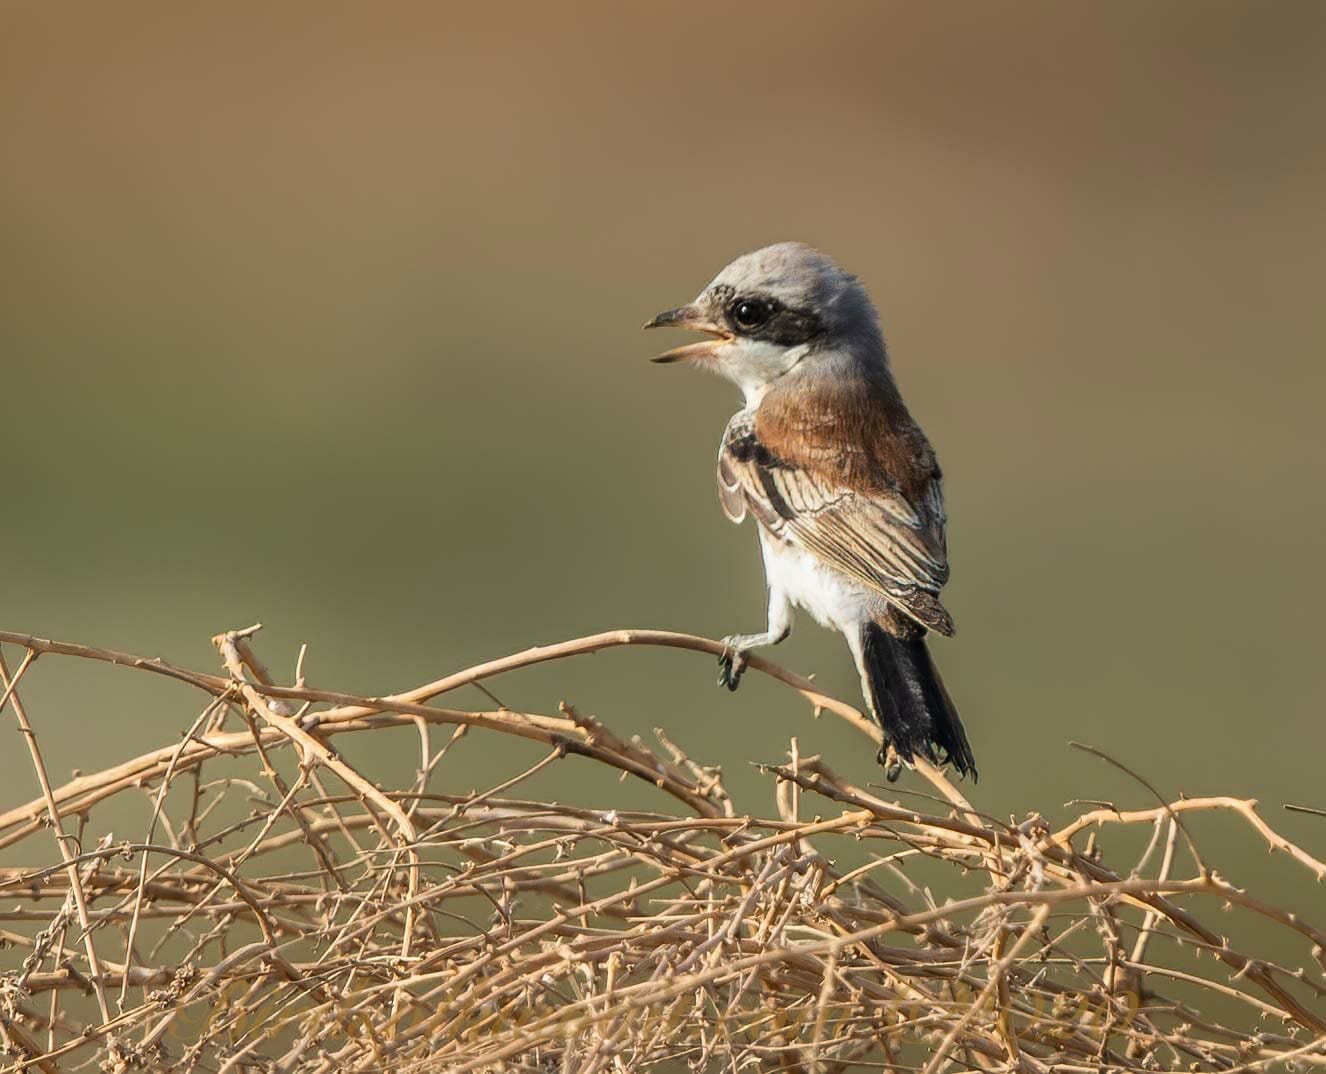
[859,621,977,781]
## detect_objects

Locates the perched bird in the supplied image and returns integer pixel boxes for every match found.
[645,242,976,780]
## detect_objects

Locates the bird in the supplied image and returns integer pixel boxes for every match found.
[644,242,976,781]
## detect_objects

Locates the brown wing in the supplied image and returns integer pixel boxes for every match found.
[717,383,955,636]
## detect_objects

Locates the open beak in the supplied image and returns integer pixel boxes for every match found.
[643,304,731,364]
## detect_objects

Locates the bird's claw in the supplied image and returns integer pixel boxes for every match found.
[717,644,748,691]
[877,742,905,782]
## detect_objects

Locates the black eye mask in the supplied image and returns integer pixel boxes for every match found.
[726,294,822,346]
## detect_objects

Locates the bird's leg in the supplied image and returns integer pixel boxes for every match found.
[718,588,792,691]
[876,742,905,783]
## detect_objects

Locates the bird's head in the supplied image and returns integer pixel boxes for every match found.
[644,242,884,402]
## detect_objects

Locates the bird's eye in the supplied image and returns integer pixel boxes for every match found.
[730,297,772,331]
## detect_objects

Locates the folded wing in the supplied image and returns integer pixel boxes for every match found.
[717,406,955,636]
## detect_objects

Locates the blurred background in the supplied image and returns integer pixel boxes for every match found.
[3,2,1324,887]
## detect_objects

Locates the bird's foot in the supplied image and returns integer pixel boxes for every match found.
[717,638,749,691]
[876,742,905,783]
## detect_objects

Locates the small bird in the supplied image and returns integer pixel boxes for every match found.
[645,242,976,780]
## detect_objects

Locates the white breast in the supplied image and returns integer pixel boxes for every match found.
[759,529,875,634]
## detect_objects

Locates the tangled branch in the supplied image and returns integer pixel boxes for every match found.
[0,625,1322,1073]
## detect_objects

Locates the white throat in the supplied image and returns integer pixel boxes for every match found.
[718,341,811,407]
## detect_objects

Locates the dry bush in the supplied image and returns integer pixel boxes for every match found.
[0,625,1323,1073]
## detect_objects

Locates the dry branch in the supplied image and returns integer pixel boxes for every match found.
[0,625,1322,1073]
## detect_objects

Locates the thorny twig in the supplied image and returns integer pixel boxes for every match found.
[0,625,1321,1074]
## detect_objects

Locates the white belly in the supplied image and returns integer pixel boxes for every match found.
[759,531,875,635]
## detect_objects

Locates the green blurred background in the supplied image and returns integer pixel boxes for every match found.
[3,2,1324,876]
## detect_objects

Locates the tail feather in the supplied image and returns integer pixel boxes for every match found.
[859,620,977,781]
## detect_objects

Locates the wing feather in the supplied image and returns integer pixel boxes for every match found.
[716,450,747,522]
[716,410,955,636]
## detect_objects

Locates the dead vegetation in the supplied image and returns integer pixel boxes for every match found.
[0,624,1323,1073]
